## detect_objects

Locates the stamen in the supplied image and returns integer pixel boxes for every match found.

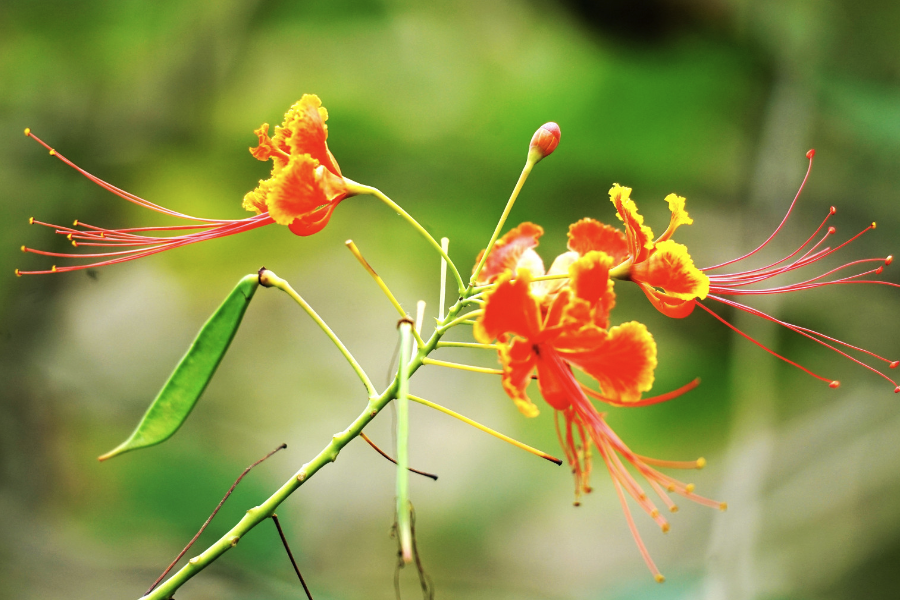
[580,378,700,407]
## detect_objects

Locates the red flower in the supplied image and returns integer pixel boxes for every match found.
[568,153,899,391]
[17,95,353,275]
[474,248,721,582]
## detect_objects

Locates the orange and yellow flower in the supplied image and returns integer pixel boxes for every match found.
[474,240,720,581]
[242,94,353,236]
[569,156,898,391]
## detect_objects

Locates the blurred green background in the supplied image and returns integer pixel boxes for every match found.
[2,0,900,598]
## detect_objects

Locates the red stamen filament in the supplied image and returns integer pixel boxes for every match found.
[580,377,700,407]
[18,131,275,275]
[703,149,815,271]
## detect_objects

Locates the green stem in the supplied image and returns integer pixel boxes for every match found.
[470,158,536,285]
[348,181,466,293]
[260,269,376,397]
[142,291,474,600]
[396,321,413,564]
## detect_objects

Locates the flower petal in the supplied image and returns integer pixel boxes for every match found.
[277,94,342,177]
[567,218,630,264]
[249,123,279,161]
[638,284,697,318]
[657,193,693,242]
[631,240,709,300]
[242,179,272,214]
[499,339,540,417]
[609,184,655,263]
[474,222,544,284]
[474,270,542,344]
[560,321,657,404]
[267,155,347,227]
[569,251,616,328]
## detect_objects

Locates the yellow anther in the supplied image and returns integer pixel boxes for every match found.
[20,245,25,253]
[696,457,706,469]
[49,149,55,156]
[24,127,31,136]
[639,493,647,501]
[71,240,78,247]
[685,483,695,493]
[670,505,679,513]
[650,508,659,518]
[66,233,72,240]
[719,502,728,511]
[51,265,57,272]
[15,268,21,277]
[661,522,670,533]
[667,484,676,492]
[655,574,666,584]
[28,217,34,225]
[872,221,877,229]
[73,219,79,226]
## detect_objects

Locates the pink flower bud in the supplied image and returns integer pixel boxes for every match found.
[528,122,560,163]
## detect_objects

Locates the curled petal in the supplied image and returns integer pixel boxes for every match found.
[631,240,709,300]
[561,321,657,404]
[532,250,577,302]
[249,123,279,161]
[277,94,342,177]
[474,222,544,284]
[475,270,543,344]
[499,340,540,417]
[568,218,630,265]
[638,284,696,319]
[609,184,655,263]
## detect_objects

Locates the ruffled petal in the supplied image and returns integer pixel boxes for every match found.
[560,321,657,404]
[276,94,342,176]
[567,218,630,265]
[609,184,655,263]
[531,250,576,302]
[242,179,272,214]
[631,239,709,300]
[568,251,616,328]
[657,193,693,242]
[474,222,544,284]
[267,155,346,226]
[249,123,280,162]
[474,270,542,344]
[499,339,540,417]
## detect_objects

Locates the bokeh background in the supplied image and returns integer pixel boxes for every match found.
[2,1,900,598]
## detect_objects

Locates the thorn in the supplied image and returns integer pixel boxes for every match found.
[829,380,840,389]
[24,127,31,136]
[806,149,815,159]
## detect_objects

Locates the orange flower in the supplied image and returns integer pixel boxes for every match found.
[569,154,899,391]
[243,94,353,236]
[474,250,721,582]
[17,96,354,275]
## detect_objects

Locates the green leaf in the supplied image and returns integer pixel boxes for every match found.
[99,274,259,461]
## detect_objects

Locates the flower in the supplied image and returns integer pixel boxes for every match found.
[568,151,899,391]
[242,94,354,236]
[17,95,354,275]
[474,241,721,582]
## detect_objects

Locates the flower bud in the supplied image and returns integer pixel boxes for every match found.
[528,122,560,163]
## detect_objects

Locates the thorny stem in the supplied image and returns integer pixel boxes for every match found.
[271,515,314,600]
[349,181,466,293]
[140,287,512,600]
[145,443,286,595]
[260,269,377,397]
